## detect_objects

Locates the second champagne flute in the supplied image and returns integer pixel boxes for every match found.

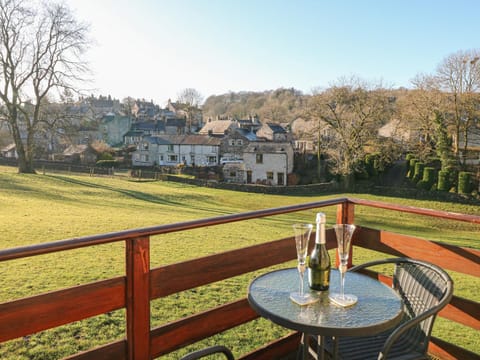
[329,224,357,307]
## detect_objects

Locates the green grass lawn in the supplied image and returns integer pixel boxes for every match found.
[0,166,478,359]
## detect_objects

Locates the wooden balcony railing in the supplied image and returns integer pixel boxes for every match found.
[0,197,478,360]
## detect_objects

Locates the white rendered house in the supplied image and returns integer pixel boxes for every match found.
[242,142,294,185]
[132,135,221,167]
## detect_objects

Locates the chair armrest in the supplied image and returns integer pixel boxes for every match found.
[379,305,443,359]
[348,257,411,273]
[180,345,234,360]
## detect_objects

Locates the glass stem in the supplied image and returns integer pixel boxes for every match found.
[298,266,304,296]
[340,271,345,299]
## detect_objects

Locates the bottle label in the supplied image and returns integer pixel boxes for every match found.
[308,267,330,291]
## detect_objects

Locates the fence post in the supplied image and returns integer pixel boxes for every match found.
[126,236,151,360]
[335,200,355,268]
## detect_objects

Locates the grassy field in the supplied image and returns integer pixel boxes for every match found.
[0,166,478,359]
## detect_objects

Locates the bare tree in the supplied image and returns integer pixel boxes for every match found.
[398,74,453,166]
[436,49,480,165]
[121,97,136,117]
[177,88,203,107]
[0,0,90,173]
[306,77,392,189]
[176,88,203,133]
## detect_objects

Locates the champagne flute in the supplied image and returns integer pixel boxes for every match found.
[290,223,318,306]
[329,224,357,307]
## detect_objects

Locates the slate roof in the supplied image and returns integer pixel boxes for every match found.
[132,121,165,132]
[166,118,186,127]
[266,123,287,133]
[144,135,222,146]
[124,130,144,137]
[160,109,178,118]
[101,113,130,123]
[235,128,258,141]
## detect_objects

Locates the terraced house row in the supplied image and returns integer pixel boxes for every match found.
[132,119,294,186]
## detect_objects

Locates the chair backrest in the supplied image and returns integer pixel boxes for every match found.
[350,257,453,357]
[394,259,450,351]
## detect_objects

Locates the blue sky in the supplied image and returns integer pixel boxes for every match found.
[65,0,480,105]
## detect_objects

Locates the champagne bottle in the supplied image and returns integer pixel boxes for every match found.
[308,212,331,291]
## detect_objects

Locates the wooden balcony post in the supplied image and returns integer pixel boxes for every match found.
[335,201,355,268]
[126,236,151,360]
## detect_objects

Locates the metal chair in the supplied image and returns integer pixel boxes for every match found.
[180,345,234,360]
[323,257,454,360]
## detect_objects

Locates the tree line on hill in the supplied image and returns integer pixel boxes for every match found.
[202,55,479,193]
[202,87,306,124]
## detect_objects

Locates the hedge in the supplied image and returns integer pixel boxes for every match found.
[412,162,425,183]
[437,170,450,192]
[417,167,436,190]
[458,172,472,194]
[408,158,418,178]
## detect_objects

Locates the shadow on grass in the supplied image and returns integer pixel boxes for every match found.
[0,176,36,192]
[47,175,241,217]
[48,175,187,207]
[0,174,73,202]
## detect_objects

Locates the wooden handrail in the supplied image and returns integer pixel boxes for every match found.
[0,198,346,262]
[349,197,480,224]
[0,197,478,360]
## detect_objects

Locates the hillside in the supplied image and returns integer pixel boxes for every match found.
[202,88,307,123]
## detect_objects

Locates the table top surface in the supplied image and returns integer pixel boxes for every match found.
[248,268,404,337]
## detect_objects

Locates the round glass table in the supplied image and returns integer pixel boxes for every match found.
[248,268,403,359]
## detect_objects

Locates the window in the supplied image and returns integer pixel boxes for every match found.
[256,153,263,164]
[236,139,243,146]
[208,156,217,163]
[229,171,236,177]
[142,142,149,150]
[182,156,186,162]
[168,144,174,152]
[141,154,149,162]
[168,155,178,162]
[229,139,235,146]
[266,171,274,180]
